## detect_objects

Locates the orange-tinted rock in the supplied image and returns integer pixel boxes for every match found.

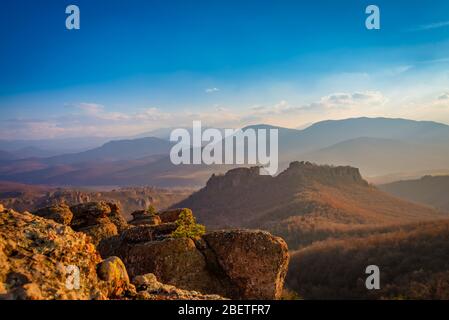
[129,210,161,226]
[158,208,189,223]
[33,204,73,225]
[99,224,289,299]
[0,208,107,299]
[203,230,290,299]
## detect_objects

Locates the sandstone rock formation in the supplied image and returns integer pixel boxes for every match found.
[32,201,129,245]
[129,209,161,226]
[32,203,73,225]
[0,205,224,300]
[96,256,132,298]
[99,209,290,299]
[133,273,226,300]
[1,200,289,300]
[0,184,191,221]
[0,207,124,299]
[175,162,444,251]
[203,230,289,299]
[158,208,185,223]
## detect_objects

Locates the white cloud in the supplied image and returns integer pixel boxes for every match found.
[5,90,449,140]
[301,91,387,111]
[410,20,449,31]
[205,87,220,93]
[75,103,105,115]
[438,92,449,100]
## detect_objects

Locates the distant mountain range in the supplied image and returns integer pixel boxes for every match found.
[380,175,449,211]
[0,136,114,155]
[1,117,449,187]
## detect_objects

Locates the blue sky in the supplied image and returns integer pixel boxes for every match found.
[1,0,449,138]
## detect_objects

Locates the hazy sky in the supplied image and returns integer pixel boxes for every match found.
[1,0,449,139]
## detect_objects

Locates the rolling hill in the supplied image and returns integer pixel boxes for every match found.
[175,161,445,249]
[302,137,449,177]
[380,175,449,211]
[44,137,173,165]
[0,150,15,161]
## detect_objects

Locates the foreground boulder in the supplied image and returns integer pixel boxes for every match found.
[0,206,224,300]
[203,230,289,299]
[0,208,121,299]
[99,218,289,299]
[100,235,232,296]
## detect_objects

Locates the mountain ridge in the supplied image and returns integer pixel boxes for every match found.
[175,162,445,249]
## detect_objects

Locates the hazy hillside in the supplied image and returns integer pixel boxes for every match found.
[302,117,449,146]
[0,150,15,161]
[302,137,449,176]
[1,117,449,187]
[0,136,112,154]
[175,161,445,249]
[380,175,449,211]
[287,220,449,299]
[44,137,173,165]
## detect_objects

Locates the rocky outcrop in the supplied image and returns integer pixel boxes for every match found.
[96,256,132,298]
[158,208,189,223]
[129,210,161,226]
[31,201,129,246]
[0,205,224,300]
[2,201,289,300]
[0,207,125,299]
[99,212,290,299]
[203,230,289,299]
[279,161,368,186]
[32,204,73,225]
[133,273,226,300]
[0,185,191,222]
[173,162,388,229]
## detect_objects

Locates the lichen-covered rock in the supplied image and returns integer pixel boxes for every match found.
[133,273,226,300]
[99,222,289,299]
[78,218,118,246]
[110,237,229,295]
[0,208,107,300]
[107,203,129,233]
[0,206,224,300]
[32,204,73,225]
[122,223,177,243]
[158,208,188,223]
[129,210,161,226]
[97,256,133,298]
[203,230,290,299]
[68,202,128,244]
[70,202,112,228]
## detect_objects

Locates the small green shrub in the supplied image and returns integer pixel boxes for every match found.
[171,209,206,240]
[147,205,157,216]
